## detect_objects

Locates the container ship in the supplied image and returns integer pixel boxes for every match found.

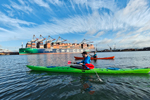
[19,35,95,55]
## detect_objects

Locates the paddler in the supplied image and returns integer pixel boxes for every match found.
[92,51,97,58]
[73,51,94,69]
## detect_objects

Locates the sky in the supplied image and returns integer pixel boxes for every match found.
[0,0,150,51]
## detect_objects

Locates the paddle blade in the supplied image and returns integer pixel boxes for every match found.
[68,61,72,64]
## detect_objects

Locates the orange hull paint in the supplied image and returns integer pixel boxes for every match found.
[74,56,115,60]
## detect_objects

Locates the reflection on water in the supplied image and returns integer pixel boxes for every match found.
[27,71,150,100]
[27,54,77,66]
[28,71,101,97]
[1,51,150,99]
[80,75,96,95]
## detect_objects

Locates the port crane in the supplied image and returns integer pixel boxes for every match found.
[80,39,93,49]
[80,39,93,44]
[107,44,112,51]
[37,35,46,42]
[55,36,67,44]
[26,35,38,48]
[36,35,46,48]
[45,35,55,44]
[27,35,38,44]
[31,35,38,43]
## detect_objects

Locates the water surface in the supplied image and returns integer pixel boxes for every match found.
[0,51,150,100]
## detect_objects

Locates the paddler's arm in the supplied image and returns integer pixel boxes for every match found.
[74,60,84,65]
[75,56,91,65]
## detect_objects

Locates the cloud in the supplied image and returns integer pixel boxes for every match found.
[47,0,63,6]
[3,1,33,15]
[11,2,33,13]
[18,0,26,5]
[3,4,12,9]
[98,38,112,44]
[1,0,150,50]
[116,0,150,28]
[136,20,150,33]
[116,32,150,48]
[115,30,127,38]
[32,0,51,9]
[72,0,118,12]
[95,31,104,37]
[0,12,35,28]
[85,29,98,35]
[0,27,11,32]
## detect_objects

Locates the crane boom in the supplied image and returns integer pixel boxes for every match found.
[37,35,46,42]
[31,35,38,42]
[80,39,93,44]
[56,36,67,43]
[45,35,55,43]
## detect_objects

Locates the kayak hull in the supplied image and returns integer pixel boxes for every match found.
[74,56,115,60]
[26,65,150,74]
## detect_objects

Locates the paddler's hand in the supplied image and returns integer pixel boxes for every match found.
[79,63,83,65]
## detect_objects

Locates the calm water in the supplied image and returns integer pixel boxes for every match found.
[0,51,150,100]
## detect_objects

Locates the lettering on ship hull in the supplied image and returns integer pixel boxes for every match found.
[56,49,59,53]
[45,49,53,52]
[67,49,69,52]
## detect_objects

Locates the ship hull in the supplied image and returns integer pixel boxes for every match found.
[19,48,95,55]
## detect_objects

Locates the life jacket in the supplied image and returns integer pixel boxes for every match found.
[82,56,94,69]
[93,54,97,58]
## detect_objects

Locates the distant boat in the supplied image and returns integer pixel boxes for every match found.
[74,56,115,60]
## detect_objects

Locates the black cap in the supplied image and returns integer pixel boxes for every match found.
[81,51,87,54]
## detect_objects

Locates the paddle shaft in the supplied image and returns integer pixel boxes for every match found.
[93,70,103,82]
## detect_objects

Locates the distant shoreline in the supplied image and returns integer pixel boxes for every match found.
[97,49,150,52]
[0,52,19,55]
[1,49,150,55]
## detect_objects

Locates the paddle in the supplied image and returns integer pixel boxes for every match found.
[68,61,94,69]
[88,53,93,57]
[68,61,72,64]
[68,61,103,82]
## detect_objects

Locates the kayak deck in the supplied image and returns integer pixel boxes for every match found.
[74,56,115,60]
[26,65,150,74]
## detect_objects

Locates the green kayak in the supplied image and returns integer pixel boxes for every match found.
[26,65,150,74]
